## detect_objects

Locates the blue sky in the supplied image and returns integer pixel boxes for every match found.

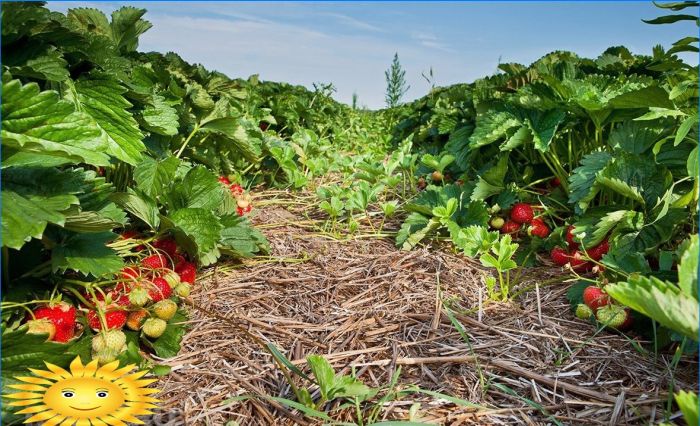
[49,2,697,109]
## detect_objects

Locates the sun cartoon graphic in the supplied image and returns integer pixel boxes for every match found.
[4,356,160,425]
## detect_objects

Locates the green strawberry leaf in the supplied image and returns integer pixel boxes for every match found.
[133,156,181,199]
[51,230,124,277]
[568,151,613,212]
[161,208,223,258]
[1,75,109,166]
[64,76,145,165]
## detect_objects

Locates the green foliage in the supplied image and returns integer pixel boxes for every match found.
[385,53,410,108]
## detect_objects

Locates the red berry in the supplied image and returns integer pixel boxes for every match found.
[172,254,186,268]
[500,220,521,234]
[587,240,609,261]
[148,277,172,302]
[175,261,196,284]
[570,251,593,272]
[218,176,231,185]
[510,203,534,224]
[550,247,570,266]
[528,218,550,238]
[121,266,141,281]
[33,303,76,342]
[153,238,178,258]
[551,177,561,187]
[259,122,269,131]
[566,226,580,250]
[87,310,127,330]
[230,183,244,196]
[142,254,169,270]
[582,286,610,311]
[237,204,252,216]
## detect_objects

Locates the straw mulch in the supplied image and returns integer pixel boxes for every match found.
[151,190,696,425]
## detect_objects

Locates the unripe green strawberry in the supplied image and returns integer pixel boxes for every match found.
[26,319,56,340]
[153,299,177,320]
[174,283,191,298]
[596,305,628,328]
[162,270,181,288]
[92,330,127,352]
[490,217,505,230]
[129,287,149,307]
[92,347,121,365]
[575,304,593,320]
[143,318,167,338]
[126,309,148,331]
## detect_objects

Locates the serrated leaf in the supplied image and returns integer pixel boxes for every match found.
[133,156,180,199]
[1,190,74,250]
[110,189,161,230]
[218,215,270,258]
[471,155,509,201]
[469,111,520,149]
[7,47,70,82]
[573,209,639,247]
[608,120,663,155]
[161,208,223,258]
[51,231,123,277]
[524,109,566,152]
[568,151,613,211]
[606,275,698,341]
[66,76,145,165]
[166,166,225,211]
[1,76,109,166]
[140,94,179,136]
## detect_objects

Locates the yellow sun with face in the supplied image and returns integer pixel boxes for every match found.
[4,356,160,425]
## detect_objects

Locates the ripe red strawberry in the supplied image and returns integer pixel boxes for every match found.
[566,226,580,250]
[582,286,610,311]
[587,240,609,261]
[230,183,244,196]
[510,203,534,224]
[152,238,178,258]
[120,230,140,240]
[172,254,186,268]
[259,122,269,131]
[87,310,127,331]
[175,261,196,284]
[550,247,570,266]
[500,220,521,234]
[121,266,141,281]
[142,254,169,270]
[527,218,550,238]
[237,205,252,216]
[218,176,231,186]
[551,177,561,187]
[34,302,76,342]
[148,277,172,302]
[570,251,593,272]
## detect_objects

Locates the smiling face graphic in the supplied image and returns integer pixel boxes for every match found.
[43,377,125,418]
[5,356,160,425]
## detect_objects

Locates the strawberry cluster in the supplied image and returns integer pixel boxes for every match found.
[550,226,609,272]
[25,235,197,364]
[575,285,632,330]
[219,176,253,216]
[491,203,551,239]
